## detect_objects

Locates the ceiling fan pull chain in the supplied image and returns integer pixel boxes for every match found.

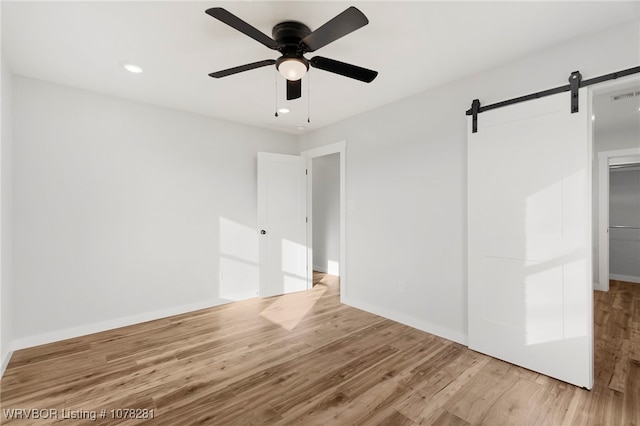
[274,69,279,117]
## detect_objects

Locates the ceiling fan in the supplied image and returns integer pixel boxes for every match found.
[205,6,378,100]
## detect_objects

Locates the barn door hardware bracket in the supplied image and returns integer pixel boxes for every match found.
[569,71,582,113]
[470,99,481,134]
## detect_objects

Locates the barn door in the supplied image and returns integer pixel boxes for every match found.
[467,89,593,388]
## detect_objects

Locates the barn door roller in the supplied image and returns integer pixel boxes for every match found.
[569,71,582,114]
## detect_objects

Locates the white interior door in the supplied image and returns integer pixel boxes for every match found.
[467,89,593,388]
[258,152,308,298]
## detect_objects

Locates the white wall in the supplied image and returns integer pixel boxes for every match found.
[312,153,340,275]
[12,77,297,348]
[609,168,640,282]
[1,54,14,375]
[592,127,640,283]
[298,20,640,344]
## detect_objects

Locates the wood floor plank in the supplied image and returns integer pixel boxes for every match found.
[476,376,544,425]
[622,359,640,426]
[1,276,639,425]
[419,408,470,426]
[376,409,417,426]
[521,379,576,426]
[441,358,519,424]
[273,335,444,424]
[411,351,491,422]
[314,344,470,426]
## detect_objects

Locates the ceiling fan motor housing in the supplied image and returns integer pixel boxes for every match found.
[272,21,311,51]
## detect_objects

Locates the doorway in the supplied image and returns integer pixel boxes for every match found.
[592,75,640,291]
[301,141,347,298]
[311,153,340,278]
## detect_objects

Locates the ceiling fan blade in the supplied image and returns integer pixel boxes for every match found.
[287,79,302,100]
[301,7,369,52]
[206,7,280,50]
[310,56,378,83]
[209,59,276,78]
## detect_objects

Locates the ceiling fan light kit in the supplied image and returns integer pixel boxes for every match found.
[206,6,378,103]
[276,55,309,81]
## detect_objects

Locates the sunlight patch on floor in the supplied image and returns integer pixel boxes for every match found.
[260,285,328,331]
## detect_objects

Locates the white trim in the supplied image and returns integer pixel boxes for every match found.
[342,296,467,346]
[586,86,595,390]
[306,160,314,290]
[596,148,640,292]
[610,274,640,284]
[1,350,13,378]
[302,141,346,159]
[301,141,347,300]
[597,151,609,291]
[11,298,227,350]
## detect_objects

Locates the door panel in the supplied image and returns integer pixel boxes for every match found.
[467,90,593,388]
[257,152,308,298]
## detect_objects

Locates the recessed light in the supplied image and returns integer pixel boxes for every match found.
[278,108,290,114]
[123,63,143,74]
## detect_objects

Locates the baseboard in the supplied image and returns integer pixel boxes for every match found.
[593,281,608,291]
[340,295,467,346]
[610,274,640,284]
[11,298,230,351]
[0,350,13,379]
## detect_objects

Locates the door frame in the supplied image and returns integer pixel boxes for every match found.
[592,74,640,292]
[301,141,347,298]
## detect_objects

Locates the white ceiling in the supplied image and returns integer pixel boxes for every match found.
[2,1,639,134]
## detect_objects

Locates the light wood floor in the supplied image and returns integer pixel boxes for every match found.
[1,274,638,425]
